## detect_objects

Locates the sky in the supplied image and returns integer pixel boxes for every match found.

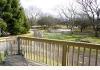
[20,0,77,16]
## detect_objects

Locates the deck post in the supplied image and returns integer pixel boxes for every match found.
[17,37,21,55]
[62,44,67,66]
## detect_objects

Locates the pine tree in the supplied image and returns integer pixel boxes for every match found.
[0,0,30,35]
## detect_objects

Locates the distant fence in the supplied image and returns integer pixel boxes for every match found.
[18,37,100,66]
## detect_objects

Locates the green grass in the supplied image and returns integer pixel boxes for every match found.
[44,32,100,44]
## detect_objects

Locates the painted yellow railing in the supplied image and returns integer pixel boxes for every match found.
[18,37,100,66]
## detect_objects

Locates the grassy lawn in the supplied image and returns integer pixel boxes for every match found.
[44,32,100,44]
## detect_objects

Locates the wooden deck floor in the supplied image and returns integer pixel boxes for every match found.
[0,55,44,66]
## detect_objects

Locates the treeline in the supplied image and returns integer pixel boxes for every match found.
[27,0,100,37]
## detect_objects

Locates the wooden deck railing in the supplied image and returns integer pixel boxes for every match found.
[0,37,18,63]
[18,37,100,66]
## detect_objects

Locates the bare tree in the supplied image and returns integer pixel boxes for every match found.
[56,4,77,33]
[76,0,100,37]
[25,6,43,26]
[77,13,90,32]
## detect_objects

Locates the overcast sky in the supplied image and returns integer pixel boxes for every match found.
[20,0,100,17]
[20,0,77,16]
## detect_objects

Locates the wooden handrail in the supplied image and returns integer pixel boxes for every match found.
[19,36,100,47]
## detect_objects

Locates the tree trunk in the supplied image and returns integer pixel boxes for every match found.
[94,30,99,37]
[80,27,83,32]
[71,26,73,34]
[92,25,99,37]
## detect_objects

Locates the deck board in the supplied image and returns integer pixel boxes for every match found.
[0,55,42,66]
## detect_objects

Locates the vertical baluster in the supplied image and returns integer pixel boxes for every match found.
[43,42,44,63]
[95,49,98,66]
[23,40,25,56]
[28,40,30,60]
[33,41,35,60]
[29,40,30,59]
[49,42,52,65]
[10,41,13,55]
[26,40,28,59]
[30,41,32,60]
[36,41,38,61]
[6,40,9,55]
[72,46,74,66]
[55,43,58,66]
[29,40,31,60]
[37,41,38,61]
[19,39,21,55]
[21,39,23,55]
[22,40,24,56]
[53,43,55,66]
[31,41,33,60]
[5,39,8,56]
[17,38,20,55]
[48,42,51,65]
[41,42,44,63]
[48,43,50,65]
[40,42,42,63]
[15,39,17,54]
[25,40,27,58]
[30,40,32,60]
[39,42,41,62]
[34,41,36,61]
[67,45,69,66]
[20,39,22,55]
[43,42,45,63]
[46,43,47,64]
[51,42,53,66]
[57,44,60,66]
[24,40,27,58]
[19,39,22,55]
[88,48,91,66]
[41,42,43,63]
[77,47,80,66]
[62,44,67,66]
[27,40,29,59]
[37,41,39,62]
[24,40,26,58]
[82,47,85,66]
[11,40,15,55]
[38,41,40,62]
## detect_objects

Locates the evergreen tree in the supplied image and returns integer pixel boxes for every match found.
[0,18,7,36]
[0,0,30,35]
